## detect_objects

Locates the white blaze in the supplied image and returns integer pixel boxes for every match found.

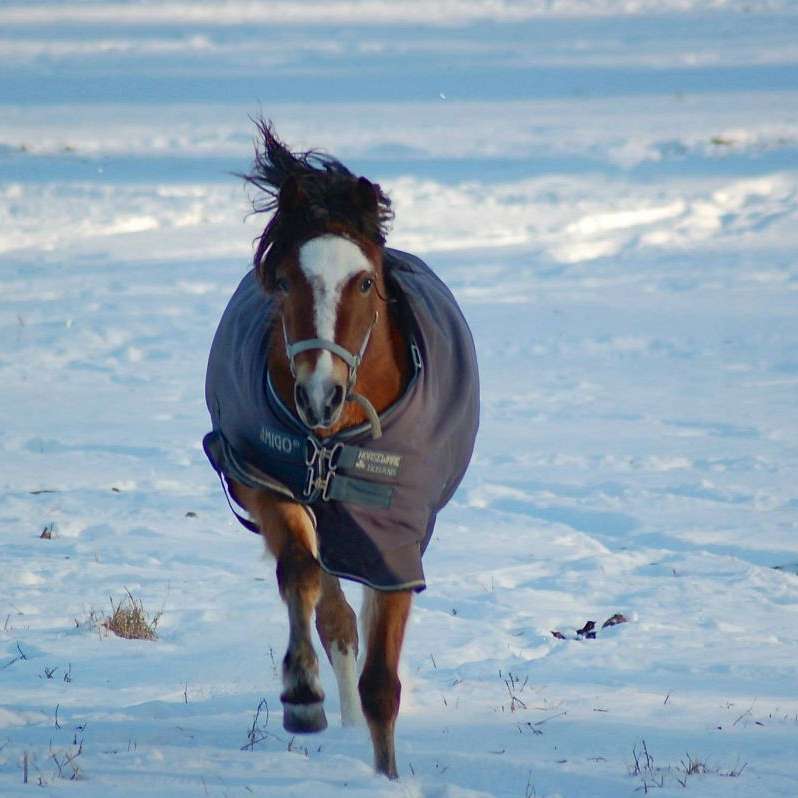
[297,235,372,410]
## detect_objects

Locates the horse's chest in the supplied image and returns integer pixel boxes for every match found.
[204,251,479,591]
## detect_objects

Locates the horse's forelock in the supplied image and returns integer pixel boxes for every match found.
[244,121,392,290]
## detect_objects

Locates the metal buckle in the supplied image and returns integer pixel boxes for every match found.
[321,470,334,501]
[303,466,315,498]
[319,442,343,502]
[327,442,343,471]
[305,437,320,467]
[303,441,343,501]
[410,340,423,371]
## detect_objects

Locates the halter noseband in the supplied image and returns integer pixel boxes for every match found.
[282,313,383,439]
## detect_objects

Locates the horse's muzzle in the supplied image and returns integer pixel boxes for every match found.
[295,379,346,429]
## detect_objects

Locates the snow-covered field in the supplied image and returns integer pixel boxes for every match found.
[2,2,797,795]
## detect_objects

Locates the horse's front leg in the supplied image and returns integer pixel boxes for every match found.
[359,587,412,779]
[315,571,363,727]
[233,481,327,734]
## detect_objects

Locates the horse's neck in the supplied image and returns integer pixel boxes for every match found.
[268,306,409,437]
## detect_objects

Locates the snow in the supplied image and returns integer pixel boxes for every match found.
[2,1,797,796]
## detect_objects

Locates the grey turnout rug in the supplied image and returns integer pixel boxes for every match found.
[204,248,479,591]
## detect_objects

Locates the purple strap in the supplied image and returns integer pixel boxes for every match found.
[214,470,261,535]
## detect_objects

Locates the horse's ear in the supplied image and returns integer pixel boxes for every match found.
[254,236,275,291]
[279,175,303,213]
[354,177,379,213]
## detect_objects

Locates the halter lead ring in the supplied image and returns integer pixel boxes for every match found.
[282,312,383,439]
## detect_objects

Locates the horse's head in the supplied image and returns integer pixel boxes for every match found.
[272,224,385,430]
[245,127,394,433]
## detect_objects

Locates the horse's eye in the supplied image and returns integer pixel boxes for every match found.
[360,277,374,294]
[275,277,289,293]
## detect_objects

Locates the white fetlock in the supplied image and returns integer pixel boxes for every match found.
[331,645,364,727]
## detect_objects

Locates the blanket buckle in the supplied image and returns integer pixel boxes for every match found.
[303,440,343,501]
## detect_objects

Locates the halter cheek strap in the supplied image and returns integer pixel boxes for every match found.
[282,313,383,439]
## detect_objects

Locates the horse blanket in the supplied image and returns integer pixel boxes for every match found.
[203,248,479,591]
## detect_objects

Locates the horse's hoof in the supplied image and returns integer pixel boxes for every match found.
[282,701,328,734]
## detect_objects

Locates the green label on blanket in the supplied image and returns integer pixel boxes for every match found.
[351,449,402,479]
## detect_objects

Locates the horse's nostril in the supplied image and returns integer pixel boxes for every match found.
[329,385,345,409]
[295,384,310,411]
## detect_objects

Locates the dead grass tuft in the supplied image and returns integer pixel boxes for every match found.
[102,590,160,641]
[629,740,747,792]
[40,523,56,539]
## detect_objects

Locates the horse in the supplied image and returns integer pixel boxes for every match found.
[203,121,479,779]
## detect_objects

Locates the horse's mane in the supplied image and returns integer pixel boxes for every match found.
[241,120,393,285]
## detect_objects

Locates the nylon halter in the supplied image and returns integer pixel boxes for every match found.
[282,312,383,439]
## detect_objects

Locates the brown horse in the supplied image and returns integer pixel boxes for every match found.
[204,122,479,779]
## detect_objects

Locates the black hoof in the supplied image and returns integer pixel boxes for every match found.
[282,701,328,734]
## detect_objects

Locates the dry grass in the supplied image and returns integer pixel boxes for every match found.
[102,589,160,641]
[40,523,56,539]
[629,740,747,792]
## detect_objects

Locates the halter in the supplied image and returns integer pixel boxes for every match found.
[282,312,383,438]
